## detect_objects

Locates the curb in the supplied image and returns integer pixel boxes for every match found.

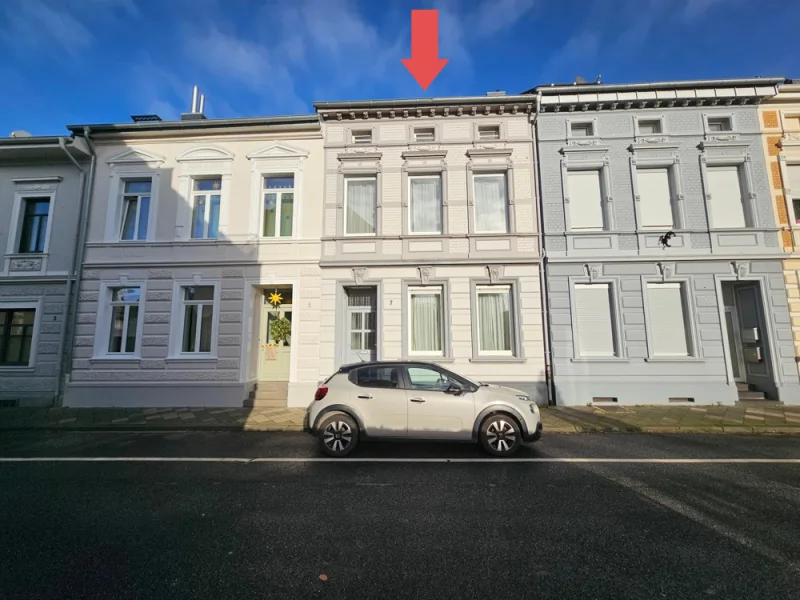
[0,425,305,433]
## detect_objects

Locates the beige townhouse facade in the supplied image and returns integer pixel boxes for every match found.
[313,95,548,402]
[61,112,326,408]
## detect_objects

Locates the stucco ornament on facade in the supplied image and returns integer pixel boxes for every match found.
[352,267,367,285]
[487,265,504,284]
[733,261,751,280]
[418,266,433,285]
[9,258,43,271]
[657,262,676,282]
[585,264,602,281]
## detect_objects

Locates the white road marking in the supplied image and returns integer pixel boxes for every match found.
[1,457,800,464]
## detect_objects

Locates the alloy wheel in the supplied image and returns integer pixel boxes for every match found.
[323,420,353,453]
[486,419,516,453]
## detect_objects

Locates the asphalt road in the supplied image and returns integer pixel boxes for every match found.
[1,432,799,599]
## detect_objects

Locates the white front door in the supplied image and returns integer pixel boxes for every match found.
[344,287,377,364]
[259,303,291,381]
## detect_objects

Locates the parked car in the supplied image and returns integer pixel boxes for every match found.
[304,361,542,457]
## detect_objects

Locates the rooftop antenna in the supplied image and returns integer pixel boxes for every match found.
[595,74,602,84]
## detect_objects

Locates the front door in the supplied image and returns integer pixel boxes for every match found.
[724,306,746,382]
[735,284,772,391]
[259,295,292,382]
[344,287,377,364]
[404,365,475,440]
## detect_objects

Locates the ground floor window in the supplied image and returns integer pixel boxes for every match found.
[107,287,141,354]
[409,286,443,355]
[476,285,514,356]
[0,308,36,366]
[180,286,215,353]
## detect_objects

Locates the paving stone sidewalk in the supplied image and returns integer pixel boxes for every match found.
[1,404,800,434]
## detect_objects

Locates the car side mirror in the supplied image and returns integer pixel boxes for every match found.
[444,383,463,395]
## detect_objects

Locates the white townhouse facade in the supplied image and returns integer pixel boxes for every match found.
[61,113,325,408]
[0,133,91,406]
[313,95,548,402]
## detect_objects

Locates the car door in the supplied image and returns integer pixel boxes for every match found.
[348,365,407,438]
[403,365,475,440]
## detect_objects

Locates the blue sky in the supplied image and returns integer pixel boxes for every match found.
[1,0,798,136]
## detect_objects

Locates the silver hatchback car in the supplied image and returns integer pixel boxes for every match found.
[304,361,542,457]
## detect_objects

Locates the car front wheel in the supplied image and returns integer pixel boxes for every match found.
[479,414,521,457]
[318,413,359,457]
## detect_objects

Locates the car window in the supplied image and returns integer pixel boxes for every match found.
[349,366,400,389]
[406,366,457,392]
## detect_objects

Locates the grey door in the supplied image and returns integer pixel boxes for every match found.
[735,284,772,390]
[344,287,377,364]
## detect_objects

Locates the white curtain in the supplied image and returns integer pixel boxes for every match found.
[346,180,377,234]
[410,177,442,233]
[411,293,442,352]
[474,175,507,232]
[478,291,511,352]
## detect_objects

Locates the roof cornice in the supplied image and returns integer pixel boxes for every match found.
[314,96,534,121]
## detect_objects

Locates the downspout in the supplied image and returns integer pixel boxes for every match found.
[54,130,96,406]
[531,92,556,406]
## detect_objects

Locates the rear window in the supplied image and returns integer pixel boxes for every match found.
[349,366,400,389]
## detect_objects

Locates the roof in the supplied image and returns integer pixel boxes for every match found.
[0,135,90,161]
[0,135,71,147]
[314,94,534,111]
[67,114,320,135]
[525,77,785,95]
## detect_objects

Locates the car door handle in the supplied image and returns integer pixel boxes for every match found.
[357,394,372,399]
[409,397,426,403]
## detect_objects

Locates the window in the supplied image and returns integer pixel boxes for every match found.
[120,179,151,241]
[350,365,399,389]
[409,175,442,234]
[180,286,214,353]
[647,283,691,357]
[345,177,377,235]
[473,174,508,233]
[191,178,221,239]
[638,119,662,135]
[263,176,294,237]
[706,165,746,228]
[352,130,372,144]
[785,116,800,130]
[567,170,604,231]
[406,365,455,391]
[414,127,435,142]
[574,283,616,357]
[0,308,35,366]
[478,125,500,141]
[106,287,140,354]
[18,198,50,253]
[788,164,800,224]
[707,117,732,132]
[637,168,674,229]
[409,287,443,355]
[570,122,594,137]
[476,285,513,355]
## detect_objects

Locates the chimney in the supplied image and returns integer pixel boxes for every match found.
[181,85,207,121]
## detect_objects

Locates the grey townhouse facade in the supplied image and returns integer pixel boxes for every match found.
[530,77,800,405]
[0,132,93,406]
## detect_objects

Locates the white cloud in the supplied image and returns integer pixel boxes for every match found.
[473,0,538,37]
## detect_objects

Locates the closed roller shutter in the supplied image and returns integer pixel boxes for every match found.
[647,283,690,356]
[574,283,616,357]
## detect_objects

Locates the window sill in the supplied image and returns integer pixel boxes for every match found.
[165,356,218,366]
[470,357,526,363]
[644,357,704,363]
[89,357,141,366]
[570,358,630,363]
[0,365,35,372]
[406,356,454,363]
[5,252,47,257]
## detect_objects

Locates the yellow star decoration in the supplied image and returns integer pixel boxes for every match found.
[268,291,283,306]
[212,180,221,190]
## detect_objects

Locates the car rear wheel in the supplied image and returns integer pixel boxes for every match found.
[318,414,359,457]
[479,414,521,457]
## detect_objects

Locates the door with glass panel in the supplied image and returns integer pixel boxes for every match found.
[345,287,377,364]
[259,287,293,381]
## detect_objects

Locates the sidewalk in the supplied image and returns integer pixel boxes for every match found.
[1,404,800,434]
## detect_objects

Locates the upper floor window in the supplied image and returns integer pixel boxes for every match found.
[567,170,605,231]
[0,308,36,366]
[414,127,435,142]
[787,164,800,224]
[637,119,662,135]
[637,168,675,230]
[473,173,508,233]
[706,165,747,228]
[120,179,151,241]
[106,287,140,354]
[478,125,500,141]
[18,198,50,253]
[707,116,732,132]
[409,175,442,234]
[263,176,294,237]
[345,177,377,235]
[570,122,594,137]
[351,130,372,144]
[191,178,221,239]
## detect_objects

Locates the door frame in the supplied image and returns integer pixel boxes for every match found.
[723,305,747,383]
[335,280,384,368]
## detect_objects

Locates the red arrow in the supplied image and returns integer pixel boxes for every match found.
[401,10,448,91]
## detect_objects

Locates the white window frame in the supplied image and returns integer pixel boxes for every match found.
[477,125,501,141]
[119,178,153,241]
[407,285,444,357]
[700,156,757,229]
[351,129,373,145]
[102,286,143,356]
[566,118,597,139]
[703,113,736,136]
[189,178,223,240]
[642,279,698,360]
[633,115,666,137]
[169,280,221,358]
[630,153,686,231]
[104,148,164,243]
[560,149,615,232]
[0,299,42,370]
[475,284,514,357]
[261,174,297,238]
[12,192,55,255]
[778,156,800,227]
[92,280,146,360]
[471,172,509,234]
[413,127,436,143]
[407,174,443,235]
[565,168,606,232]
[569,279,624,361]
[343,176,378,237]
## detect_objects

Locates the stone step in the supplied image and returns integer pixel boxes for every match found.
[736,382,749,392]
[738,390,767,401]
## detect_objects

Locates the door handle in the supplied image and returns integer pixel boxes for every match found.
[410,397,426,403]
[357,394,372,399]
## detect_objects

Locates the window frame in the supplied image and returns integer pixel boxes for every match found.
[6,186,57,259]
[169,280,221,359]
[104,286,142,356]
[347,127,375,146]
[477,125,501,141]
[633,115,667,138]
[642,278,699,361]
[93,281,146,360]
[560,149,615,233]
[473,284,516,358]
[700,157,757,229]
[413,127,436,143]
[565,168,607,232]
[566,118,598,140]
[261,174,297,239]
[778,156,800,227]
[0,301,41,369]
[407,173,444,235]
[471,172,510,234]
[17,196,52,254]
[189,177,223,240]
[119,178,153,242]
[568,277,626,362]
[703,113,736,137]
[343,176,379,237]
[407,285,445,357]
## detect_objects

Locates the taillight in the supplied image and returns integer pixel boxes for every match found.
[314,386,328,401]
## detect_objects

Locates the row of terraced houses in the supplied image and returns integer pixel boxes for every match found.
[3,77,800,409]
